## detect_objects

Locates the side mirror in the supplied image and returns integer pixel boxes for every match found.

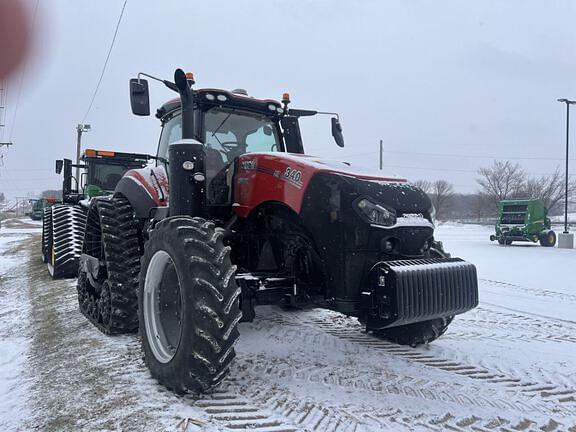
[129,78,150,116]
[331,117,344,148]
[55,160,63,174]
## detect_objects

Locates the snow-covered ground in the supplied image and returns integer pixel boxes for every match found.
[0,218,575,431]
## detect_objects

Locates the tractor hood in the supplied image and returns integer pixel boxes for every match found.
[235,152,432,217]
[273,153,408,183]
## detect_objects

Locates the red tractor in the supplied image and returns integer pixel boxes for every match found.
[77,69,478,394]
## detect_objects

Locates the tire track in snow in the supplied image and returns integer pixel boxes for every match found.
[242,388,576,432]
[480,278,576,304]
[445,307,576,344]
[16,233,299,431]
[263,308,576,410]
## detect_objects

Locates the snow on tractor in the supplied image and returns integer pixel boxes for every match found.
[41,149,151,278]
[77,69,479,394]
[489,199,556,246]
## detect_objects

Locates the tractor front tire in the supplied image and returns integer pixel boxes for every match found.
[374,316,454,347]
[139,216,241,394]
[47,204,86,278]
[539,230,556,247]
[77,196,141,334]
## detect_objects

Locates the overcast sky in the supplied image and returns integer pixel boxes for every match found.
[1,0,575,199]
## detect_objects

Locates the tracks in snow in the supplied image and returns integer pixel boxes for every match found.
[480,278,576,305]
[257,308,576,410]
[6,233,576,431]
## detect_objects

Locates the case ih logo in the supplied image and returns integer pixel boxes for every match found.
[241,159,256,170]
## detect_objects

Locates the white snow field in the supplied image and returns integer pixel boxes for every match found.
[0,218,575,431]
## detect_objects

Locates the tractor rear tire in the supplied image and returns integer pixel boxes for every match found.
[47,204,86,278]
[139,216,241,394]
[77,196,141,334]
[539,230,556,247]
[373,316,454,347]
[41,206,52,263]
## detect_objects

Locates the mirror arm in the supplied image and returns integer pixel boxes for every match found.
[316,111,339,120]
[138,72,178,93]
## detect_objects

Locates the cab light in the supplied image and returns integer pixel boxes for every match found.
[205,93,215,101]
[98,150,115,157]
[216,94,227,102]
[84,149,97,157]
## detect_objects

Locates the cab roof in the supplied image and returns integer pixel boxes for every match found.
[82,149,151,165]
[156,88,283,121]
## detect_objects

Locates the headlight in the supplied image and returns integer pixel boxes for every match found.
[356,198,396,226]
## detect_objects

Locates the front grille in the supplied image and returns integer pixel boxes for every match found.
[381,257,478,328]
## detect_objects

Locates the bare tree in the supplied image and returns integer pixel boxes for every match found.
[430,179,454,221]
[520,168,576,213]
[413,179,431,194]
[476,160,526,208]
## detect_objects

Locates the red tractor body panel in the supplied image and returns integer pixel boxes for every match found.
[123,166,169,206]
[233,153,407,218]
[117,153,407,219]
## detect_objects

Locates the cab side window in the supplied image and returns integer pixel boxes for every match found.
[245,125,279,153]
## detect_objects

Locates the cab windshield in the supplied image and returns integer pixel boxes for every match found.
[86,161,135,191]
[157,108,281,163]
[157,107,281,205]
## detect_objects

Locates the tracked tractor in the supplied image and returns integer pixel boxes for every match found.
[42,149,151,278]
[29,196,56,220]
[77,69,479,394]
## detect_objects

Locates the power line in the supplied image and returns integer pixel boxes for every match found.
[338,149,575,162]
[385,149,576,162]
[8,0,40,142]
[81,0,128,123]
[382,163,576,177]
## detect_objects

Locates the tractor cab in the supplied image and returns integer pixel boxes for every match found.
[130,72,344,221]
[55,149,152,203]
[155,90,287,207]
[81,149,151,197]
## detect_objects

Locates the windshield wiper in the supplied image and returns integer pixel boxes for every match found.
[210,110,236,145]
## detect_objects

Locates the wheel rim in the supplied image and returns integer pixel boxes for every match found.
[549,233,555,244]
[144,250,183,364]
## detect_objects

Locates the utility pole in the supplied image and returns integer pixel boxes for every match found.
[76,124,91,184]
[379,139,383,170]
[556,98,575,248]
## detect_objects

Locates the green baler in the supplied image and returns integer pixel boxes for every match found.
[490,199,556,247]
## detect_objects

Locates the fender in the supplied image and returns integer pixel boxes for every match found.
[114,166,169,219]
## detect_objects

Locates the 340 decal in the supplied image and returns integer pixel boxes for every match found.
[284,167,303,185]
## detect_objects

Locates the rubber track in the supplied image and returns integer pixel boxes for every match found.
[78,196,140,334]
[41,206,52,263]
[49,204,87,277]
